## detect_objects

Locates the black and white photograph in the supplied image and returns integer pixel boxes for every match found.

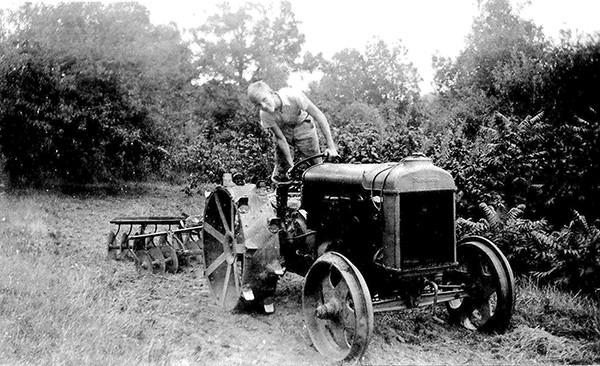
[1,0,599,364]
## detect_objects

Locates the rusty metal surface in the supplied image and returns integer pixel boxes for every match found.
[301,155,458,277]
[303,163,388,186]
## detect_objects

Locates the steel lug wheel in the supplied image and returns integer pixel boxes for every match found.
[447,238,515,332]
[117,233,132,261]
[303,251,374,362]
[203,187,245,310]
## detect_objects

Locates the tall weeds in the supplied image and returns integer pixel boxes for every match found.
[0,194,158,365]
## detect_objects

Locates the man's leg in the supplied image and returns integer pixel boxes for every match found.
[294,121,322,165]
[273,134,295,217]
[272,143,292,183]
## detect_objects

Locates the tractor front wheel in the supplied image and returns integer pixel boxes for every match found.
[446,238,515,332]
[303,251,374,362]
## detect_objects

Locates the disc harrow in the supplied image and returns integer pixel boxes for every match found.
[107,216,203,274]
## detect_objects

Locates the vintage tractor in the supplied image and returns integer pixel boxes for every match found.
[199,153,515,362]
[106,153,515,362]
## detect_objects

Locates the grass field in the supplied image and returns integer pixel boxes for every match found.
[0,184,598,365]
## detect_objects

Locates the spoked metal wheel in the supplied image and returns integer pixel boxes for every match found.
[303,252,374,362]
[447,238,515,332]
[203,187,245,310]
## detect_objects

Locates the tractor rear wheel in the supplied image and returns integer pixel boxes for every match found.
[203,187,245,311]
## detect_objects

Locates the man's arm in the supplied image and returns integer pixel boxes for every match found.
[270,124,294,167]
[305,100,339,158]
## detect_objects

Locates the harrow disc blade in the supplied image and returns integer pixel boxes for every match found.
[117,233,132,261]
[135,250,153,275]
[106,231,118,261]
[161,244,179,274]
[156,234,167,247]
[185,239,203,266]
[147,245,166,274]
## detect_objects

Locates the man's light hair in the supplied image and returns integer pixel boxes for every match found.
[247,81,272,103]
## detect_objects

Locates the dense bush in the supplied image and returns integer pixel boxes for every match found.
[0,42,165,186]
[0,3,193,186]
[426,105,600,226]
[173,131,273,191]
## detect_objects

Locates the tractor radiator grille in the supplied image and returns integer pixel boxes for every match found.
[399,190,455,268]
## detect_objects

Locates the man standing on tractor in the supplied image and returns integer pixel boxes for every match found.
[247,80,339,183]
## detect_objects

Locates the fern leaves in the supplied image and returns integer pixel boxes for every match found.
[458,202,600,294]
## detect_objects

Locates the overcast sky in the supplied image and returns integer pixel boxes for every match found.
[6,0,600,93]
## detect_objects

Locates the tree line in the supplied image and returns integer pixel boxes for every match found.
[0,1,598,291]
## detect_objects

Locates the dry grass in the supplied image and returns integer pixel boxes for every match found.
[0,186,598,365]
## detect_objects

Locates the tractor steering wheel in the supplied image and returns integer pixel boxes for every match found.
[286,153,328,182]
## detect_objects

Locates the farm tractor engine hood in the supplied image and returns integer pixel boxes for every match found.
[302,154,456,193]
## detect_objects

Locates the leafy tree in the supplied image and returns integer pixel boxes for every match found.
[429,0,600,227]
[0,41,150,185]
[192,1,304,87]
[11,2,195,139]
[432,0,548,136]
[530,36,600,224]
[310,38,421,125]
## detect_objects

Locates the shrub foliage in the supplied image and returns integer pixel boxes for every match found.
[458,202,600,294]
